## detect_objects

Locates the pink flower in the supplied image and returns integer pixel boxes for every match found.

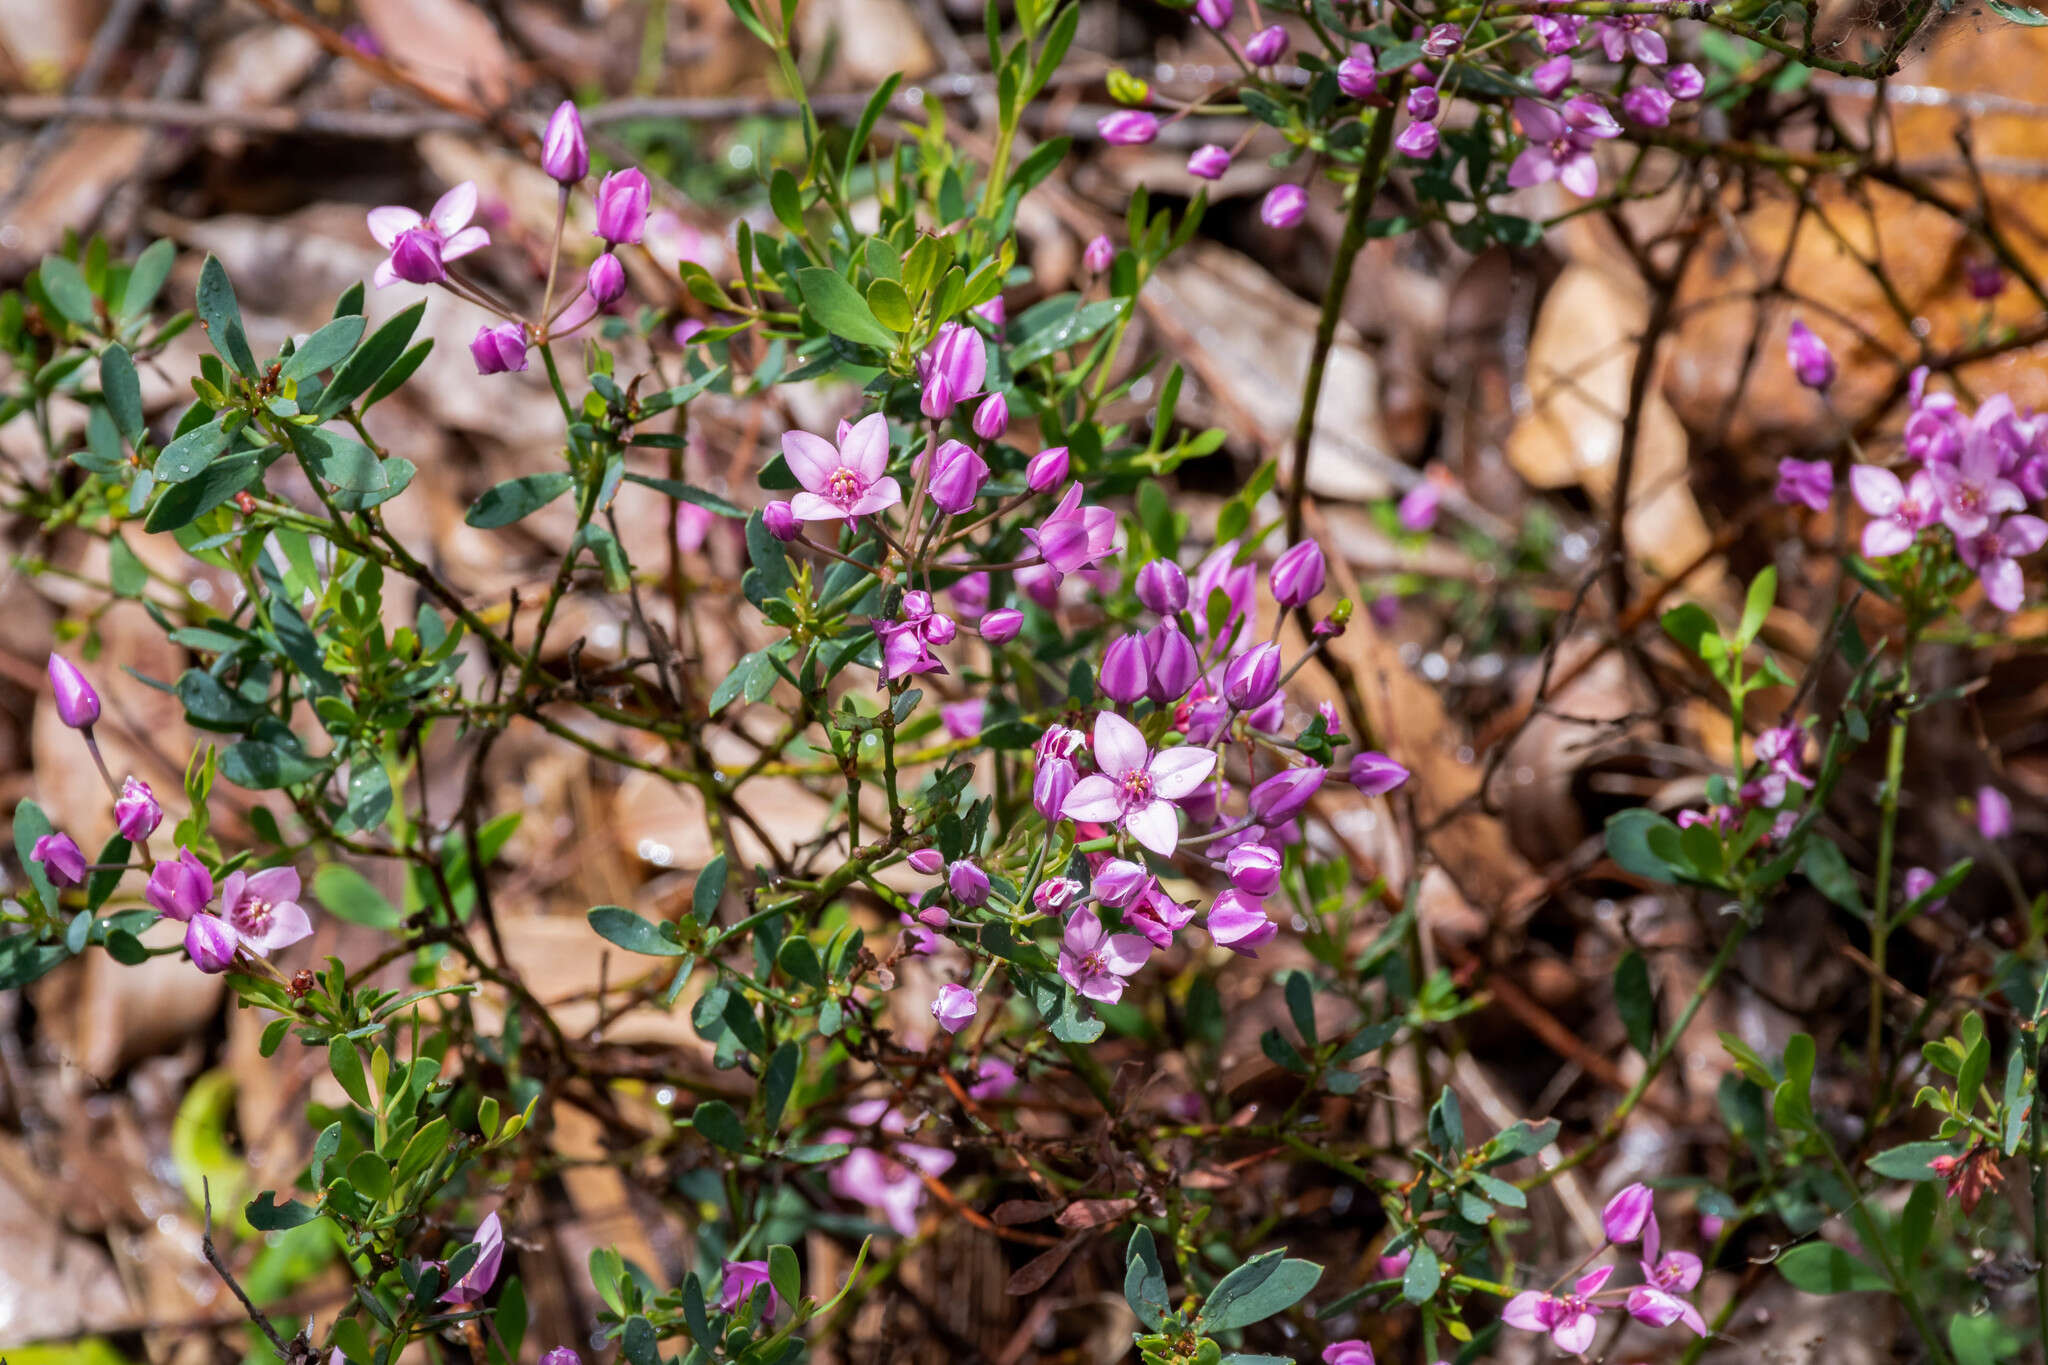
[1060,713,1217,855]
[146,846,214,920]
[1625,1215,1706,1335]
[783,413,902,524]
[1958,515,2047,611]
[828,1102,957,1236]
[1399,479,1443,532]
[1323,1343,1375,1365]
[718,1259,780,1316]
[1849,465,1937,558]
[941,699,985,740]
[1098,111,1160,145]
[220,865,314,957]
[970,1057,1019,1100]
[1501,1266,1611,1354]
[184,913,239,973]
[1598,14,1667,63]
[440,1211,505,1304]
[1603,1182,1654,1244]
[1262,184,1309,228]
[1508,98,1615,199]
[1979,784,2014,839]
[1188,144,1232,179]
[932,983,978,1033]
[32,832,86,888]
[367,183,489,288]
[1206,888,1276,955]
[1394,122,1439,160]
[1023,484,1118,577]
[1058,908,1150,1003]
[1774,457,1833,511]
[1190,540,1255,646]
[1084,235,1115,273]
[1929,442,2025,537]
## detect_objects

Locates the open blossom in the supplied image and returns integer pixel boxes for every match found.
[1626,1215,1707,1335]
[221,865,314,957]
[1058,908,1150,1003]
[1958,515,2047,611]
[1509,97,1619,199]
[1024,484,1118,577]
[718,1260,780,1316]
[784,413,901,524]
[368,182,488,288]
[1598,14,1667,62]
[1502,1266,1611,1354]
[1929,441,2026,538]
[1060,713,1217,855]
[828,1101,956,1235]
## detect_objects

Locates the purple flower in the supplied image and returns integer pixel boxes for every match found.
[1786,318,1835,390]
[470,323,529,376]
[183,913,239,973]
[1979,784,2014,839]
[1060,712,1217,855]
[1406,87,1440,120]
[1270,541,1326,608]
[1422,22,1463,55]
[1058,908,1150,1003]
[1534,13,1584,52]
[1968,257,2008,301]
[541,101,588,184]
[587,252,627,305]
[1394,121,1439,159]
[48,654,100,729]
[1207,889,1276,955]
[1849,465,1936,557]
[593,168,651,244]
[114,776,162,842]
[1026,446,1071,492]
[1033,876,1083,914]
[1137,560,1189,615]
[540,1350,582,1365]
[975,294,1007,327]
[908,848,944,875]
[1244,24,1288,64]
[931,983,978,1033]
[1098,111,1160,145]
[1084,235,1115,273]
[1598,15,1667,63]
[918,322,986,417]
[1024,484,1118,577]
[981,608,1024,643]
[1188,144,1232,180]
[1960,515,2047,611]
[368,183,488,288]
[763,500,800,541]
[784,413,902,524]
[1399,479,1443,531]
[1603,1182,1654,1244]
[876,618,945,682]
[1226,843,1282,895]
[1532,54,1573,96]
[1190,541,1255,646]
[1378,1248,1411,1279]
[146,847,214,920]
[947,860,990,907]
[940,699,984,741]
[32,832,86,888]
[1323,1343,1375,1365]
[718,1259,780,1316]
[1144,625,1200,704]
[1261,184,1308,229]
[1625,1216,1706,1335]
[1094,858,1151,908]
[221,865,314,957]
[1100,634,1150,704]
[1223,643,1282,711]
[972,392,1009,441]
[1774,457,1834,511]
[1195,0,1233,27]
[1502,1266,1611,1355]
[927,439,990,515]
[1249,765,1325,823]
[827,1101,956,1236]
[1930,441,2026,537]
[971,1057,1020,1100]
[1622,85,1673,127]
[1508,98,1614,199]
[1664,62,1705,99]
[1337,45,1378,98]
[440,1211,504,1304]
[675,503,714,554]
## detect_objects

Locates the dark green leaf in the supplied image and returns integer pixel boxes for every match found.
[693,1098,748,1151]
[1124,1226,1170,1330]
[319,301,425,416]
[1614,950,1655,1057]
[281,315,367,382]
[1777,1242,1889,1294]
[795,267,898,350]
[144,451,261,533]
[466,472,574,529]
[153,419,229,482]
[247,1191,319,1230]
[196,255,258,377]
[588,905,692,956]
[100,344,145,443]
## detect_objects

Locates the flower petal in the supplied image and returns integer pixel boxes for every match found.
[842,412,891,481]
[1124,798,1180,855]
[429,181,478,236]
[787,492,842,522]
[441,226,490,261]
[1553,1310,1599,1355]
[1501,1292,1555,1332]
[1061,775,1123,822]
[782,429,842,493]
[367,206,422,248]
[1147,745,1217,799]
[848,476,903,516]
[1091,712,1148,780]
[1849,464,1902,516]
[1102,933,1152,975]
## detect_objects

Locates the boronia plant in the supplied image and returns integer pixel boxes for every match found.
[4,0,2045,1361]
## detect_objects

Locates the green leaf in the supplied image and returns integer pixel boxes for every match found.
[196,255,258,378]
[1124,1226,1170,1330]
[621,472,746,518]
[1010,298,1122,369]
[40,254,97,326]
[1202,1257,1323,1331]
[1988,0,2048,22]
[761,1042,799,1130]
[1284,970,1318,1047]
[120,239,176,320]
[466,472,574,528]
[312,864,402,930]
[1402,1244,1442,1303]
[100,344,145,444]
[1801,839,1864,914]
[220,739,326,789]
[768,1242,802,1310]
[1739,565,1777,645]
[1604,808,1686,884]
[12,798,60,914]
[1865,1141,1955,1182]
[776,935,824,987]
[144,451,262,533]
[281,314,366,381]
[866,278,913,332]
[587,905,691,956]
[692,1098,748,1151]
[319,301,425,416]
[694,853,728,922]
[329,1038,373,1109]
[1614,950,1655,1057]
[795,267,898,350]
[289,424,387,492]
[247,1191,319,1229]
[346,1150,392,1201]
[152,419,230,482]
[1776,1242,1889,1294]
[1660,602,1719,657]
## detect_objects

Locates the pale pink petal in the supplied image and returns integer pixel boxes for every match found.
[1662,1250,1702,1292]
[1101,933,1152,975]
[1849,464,1902,516]
[1576,1265,1615,1295]
[2004,514,2048,556]
[1092,712,1149,780]
[441,226,490,261]
[1515,98,1565,141]
[1982,557,2024,611]
[847,476,902,517]
[372,259,401,289]
[1507,147,1556,189]
[782,430,841,493]
[248,866,301,904]
[429,181,478,236]
[1147,746,1217,799]
[1061,775,1123,822]
[1862,518,1914,558]
[1124,799,1180,855]
[1501,1292,1555,1332]
[1553,1311,1598,1355]
[1077,972,1125,1003]
[787,492,842,522]
[898,1142,955,1176]
[251,900,313,953]
[366,206,422,248]
[842,412,891,481]
[1558,151,1600,198]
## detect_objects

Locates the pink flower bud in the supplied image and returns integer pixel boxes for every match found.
[762,501,801,541]
[1034,876,1083,914]
[1774,457,1833,512]
[1663,62,1705,100]
[1207,889,1276,956]
[1348,752,1409,795]
[470,323,529,375]
[1226,843,1282,895]
[587,252,626,305]
[1084,235,1115,273]
[32,832,86,888]
[1188,144,1232,180]
[114,776,162,842]
[908,848,944,875]
[941,698,984,740]
[1027,446,1071,492]
[1245,24,1288,64]
[928,440,990,514]
[1979,784,2013,839]
[922,613,957,645]
[48,654,100,729]
[1097,111,1160,145]
[1395,120,1440,159]
[1260,184,1308,229]
[1398,481,1442,532]
[1786,318,1835,390]
[1406,87,1440,120]
[1622,85,1673,127]
[1100,634,1150,704]
[184,913,240,973]
[1144,624,1200,704]
[593,168,650,245]
[1137,560,1189,614]
[1270,541,1326,608]
[146,846,214,920]
[1249,765,1324,823]
[1337,45,1378,98]
[948,860,990,906]
[980,608,1024,643]
[541,100,589,184]
[1195,0,1233,27]
[389,227,447,284]
[1533,54,1573,96]
[1034,756,1077,820]
[1377,1247,1412,1280]
[1603,1182,1654,1244]
[1223,642,1282,710]
[932,982,978,1033]
[1967,257,2007,301]
[972,392,1010,441]
[1422,22,1462,55]
[675,503,713,552]
[1094,858,1151,908]
[975,294,1007,327]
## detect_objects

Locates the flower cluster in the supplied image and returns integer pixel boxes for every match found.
[1501,1183,1708,1352]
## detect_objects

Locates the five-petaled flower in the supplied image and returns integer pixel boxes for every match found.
[1057,908,1151,1003]
[784,413,903,525]
[1060,712,1216,855]
[367,183,489,288]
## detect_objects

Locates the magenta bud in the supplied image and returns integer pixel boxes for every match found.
[1195,0,1233,27]
[915,898,952,932]
[932,982,978,1033]
[1084,235,1115,273]
[1144,624,1200,704]
[1663,62,1704,99]
[1094,858,1151,908]
[1422,22,1462,55]
[1097,111,1160,145]
[928,440,990,514]
[1223,642,1282,711]
[114,776,163,842]
[1786,318,1835,390]
[587,252,627,305]
[920,372,957,421]
[1337,45,1378,98]
[1270,541,1326,608]
[146,846,214,921]
[1225,843,1283,896]
[922,613,958,646]
[980,608,1025,643]
[1260,184,1308,229]
[975,294,1007,327]
[1187,144,1231,180]
[908,848,944,875]
[1207,889,1276,956]
[972,392,1010,441]
[593,168,650,245]
[1967,258,2007,301]
[762,501,801,542]
[1622,85,1673,127]
[1137,560,1189,615]
[389,227,447,284]
[540,1351,584,1365]
[1398,481,1442,532]
[541,100,589,184]
[1532,54,1573,96]
[1979,785,2013,839]
[1406,87,1440,120]
[184,913,240,973]
[917,321,986,411]
[1248,765,1325,823]
[1395,120,1440,159]
[1033,876,1083,914]
[1244,24,1288,64]
[1033,755,1077,821]
[1100,634,1150,704]
[1026,446,1071,492]
[1348,751,1410,795]
[1602,1182,1654,1244]
[469,322,529,376]
[32,832,86,888]
[48,653,101,729]
[948,860,991,906]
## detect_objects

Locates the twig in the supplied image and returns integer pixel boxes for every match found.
[201,1177,297,1360]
